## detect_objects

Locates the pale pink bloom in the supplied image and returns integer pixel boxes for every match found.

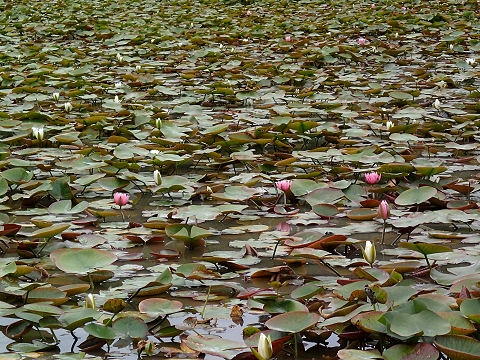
[401,6,407,10]
[371,3,375,8]
[276,222,292,233]
[276,180,292,192]
[322,4,327,7]
[358,38,366,45]
[285,35,291,42]
[378,200,390,220]
[365,172,381,184]
[114,192,130,207]
[246,10,252,15]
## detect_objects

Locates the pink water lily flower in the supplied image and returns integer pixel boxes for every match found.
[358,37,366,45]
[365,172,381,184]
[114,192,130,207]
[246,10,252,15]
[378,200,390,220]
[276,180,292,192]
[285,35,291,42]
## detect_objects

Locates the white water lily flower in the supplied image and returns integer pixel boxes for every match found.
[466,58,476,66]
[362,241,376,266]
[136,64,141,71]
[85,294,95,309]
[114,95,121,103]
[64,102,72,112]
[115,82,122,88]
[153,170,162,186]
[386,120,394,130]
[437,80,447,88]
[434,99,441,109]
[32,127,44,141]
[252,333,273,360]
[150,149,160,155]
[155,118,162,128]
[116,53,123,62]
[53,92,60,102]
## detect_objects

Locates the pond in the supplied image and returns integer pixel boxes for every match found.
[0,0,479,359]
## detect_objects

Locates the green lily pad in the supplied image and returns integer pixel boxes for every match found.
[338,349,383,360]
[395,186,437,206]
[30,223,70,238]
[460,299,480,324]
[1,168,33,184]
[185,334,245,359]
[434,335,480,360]
[398,242,453,256]
[383,342,439,360]
[138,298,183,317]
[50,248,117,274]
[265,311,320,333]
[112,317,148,339]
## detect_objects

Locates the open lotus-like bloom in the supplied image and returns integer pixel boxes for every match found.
[365,172,381,184]
[114,192,130,207]
[358,37,366,45]
[285,35,291,42]
[32,127,44,141]
[64,102,73,112]
[378,200,390,220]
[275,180,292,192]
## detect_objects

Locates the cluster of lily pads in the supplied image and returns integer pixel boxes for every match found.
[0,0,479,359]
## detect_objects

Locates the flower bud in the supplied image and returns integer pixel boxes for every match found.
[85,293,95,309]
[153,170,162,186]
[252,333,273,360]
[53,92,60,102]
[114,192,130,207]
[362,241,376,266]
[64,102,72,112]
[378,200,390,220]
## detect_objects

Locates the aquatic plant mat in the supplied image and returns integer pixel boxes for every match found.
[0,0,479,359]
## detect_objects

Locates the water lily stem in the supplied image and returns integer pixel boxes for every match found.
[201,285,211,319]
[284,191,287,205]
[38,236,53,255]
[50,328,58,343]
[120,207,125,222]
[424,254,431,269]
[88,273,94,290]
[381,220,386,244]
[272,239,281,260]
